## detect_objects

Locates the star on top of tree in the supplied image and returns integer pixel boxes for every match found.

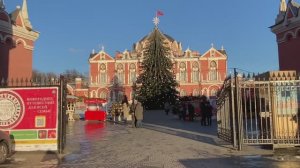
[153,17,160,27]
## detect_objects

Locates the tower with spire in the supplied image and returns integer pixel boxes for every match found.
[271,0,300,73]
[0,0,5,10]
[0,0,39,81]
[280,0,287,12]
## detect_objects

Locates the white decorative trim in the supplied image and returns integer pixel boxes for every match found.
[24,45,34,50]
[272,19,300,36]
[12,26,39,41]
[15,38,27,45]
[208,84,221,90]
[89,60,115,63]
[96,87,109,99]
[277,30,296,43]
[200,48,227,59]
[179,83,203,86]
[175,57,199,62]
[74,89,88,91]
[200,57,226,61]
[296,27,300,36]
[115,59,139,63]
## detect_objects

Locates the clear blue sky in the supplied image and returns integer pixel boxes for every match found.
[6,0,281,74]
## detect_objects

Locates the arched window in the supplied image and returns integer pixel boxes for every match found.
[209,61,217,81]
[192,62,199,82]
[193,89,200,96]
[180,90,187,96]
[187,51,191,57]
[129,63,136,84]
[179,62,186,82]
[100,63,106,84]
[100,92,107,99]
[100,53,105,60]
[116,64,124,84]
[91,91,97,98]
[211,89,217,97]
[202,88,208,96]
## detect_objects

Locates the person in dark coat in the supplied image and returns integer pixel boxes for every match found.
[164,102,170,115]
[180,102,187,121]
[200,96,208,126]
[206,101,213,126]
[188,102,195,121]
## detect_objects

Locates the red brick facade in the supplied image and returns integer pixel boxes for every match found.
[0,0,39,80]
[271,0,300,73]
[81,28,227,101]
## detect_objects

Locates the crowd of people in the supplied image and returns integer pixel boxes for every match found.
[165,95,214,126]
[110,95,214,128]
[110,95,144,128]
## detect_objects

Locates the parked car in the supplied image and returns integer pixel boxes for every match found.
[0,130,12,164]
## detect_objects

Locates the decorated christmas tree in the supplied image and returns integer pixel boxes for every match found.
[136,27,178,109]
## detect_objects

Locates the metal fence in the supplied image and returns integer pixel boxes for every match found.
[0,77,62,87]
[217,72,300,150]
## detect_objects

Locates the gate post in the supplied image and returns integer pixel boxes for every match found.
[58,76,67,154]
[234,68,243,150]
[230,74,237,149]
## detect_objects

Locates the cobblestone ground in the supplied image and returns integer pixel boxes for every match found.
[2,110,300,168]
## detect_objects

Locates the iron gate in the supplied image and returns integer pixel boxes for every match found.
[217,72,300,150]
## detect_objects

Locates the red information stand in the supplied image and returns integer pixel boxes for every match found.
[84,98,107,121]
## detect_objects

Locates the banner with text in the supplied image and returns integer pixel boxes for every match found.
[0,87,58,151]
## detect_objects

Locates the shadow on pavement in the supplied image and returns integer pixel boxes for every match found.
[179,155,300,168]
[143,110,230,147]
[40,151,60,165]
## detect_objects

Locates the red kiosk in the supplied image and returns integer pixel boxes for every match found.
[84,98,107,121]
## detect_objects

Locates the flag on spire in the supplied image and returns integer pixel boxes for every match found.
[156,10,164,17]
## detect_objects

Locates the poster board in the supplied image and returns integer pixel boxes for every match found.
[0,87,59,151]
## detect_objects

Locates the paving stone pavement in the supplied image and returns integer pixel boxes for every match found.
[2,110,300,168]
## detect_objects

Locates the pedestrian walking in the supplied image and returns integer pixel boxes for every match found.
[130,100,138,128]
[206,101,213,126]
[180,102,188,121]
[164,102,170,115]
[200,96,208,126]
[121,95,130,122]
[134,100,144,128]
[200,96,213,126]
[188,102,195,121]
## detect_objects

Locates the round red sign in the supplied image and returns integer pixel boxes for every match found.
[0,91,25,129]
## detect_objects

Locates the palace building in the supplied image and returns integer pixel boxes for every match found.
[271,0,300,72]
[73,20,227,101]
[0,0,39,80]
